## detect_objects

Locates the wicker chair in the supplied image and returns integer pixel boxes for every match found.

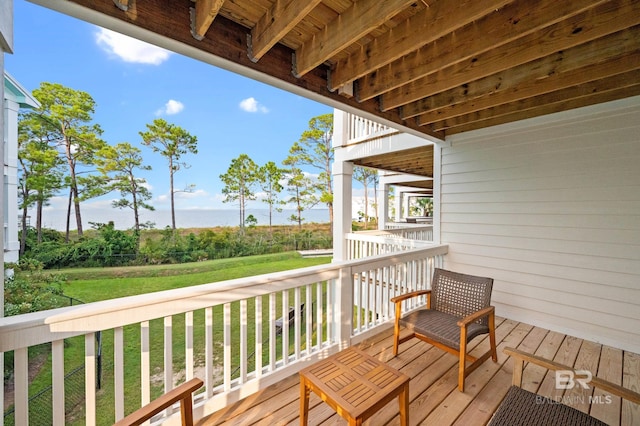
[489,347,640,426]
[391,268,497,392]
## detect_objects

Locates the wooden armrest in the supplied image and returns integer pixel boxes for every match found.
[390,290,431,304]
[457,306,494,327]
[504,347,640,405]
[114,378,204,426]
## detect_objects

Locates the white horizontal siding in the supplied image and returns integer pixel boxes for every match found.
[441,96,640,354]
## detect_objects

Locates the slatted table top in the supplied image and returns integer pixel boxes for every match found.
[299,346,409,422]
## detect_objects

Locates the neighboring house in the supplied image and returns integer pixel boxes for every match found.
[3,71,39,263]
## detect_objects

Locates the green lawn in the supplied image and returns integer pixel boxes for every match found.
[12,252,332,426]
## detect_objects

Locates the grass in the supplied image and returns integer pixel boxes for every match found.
[12,252,332,425]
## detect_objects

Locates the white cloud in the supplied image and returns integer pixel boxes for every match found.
[155,99,185,116]
[239,97,269,113]
[95,28,171,65]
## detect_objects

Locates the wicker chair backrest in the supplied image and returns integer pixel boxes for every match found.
[431,268,494,326]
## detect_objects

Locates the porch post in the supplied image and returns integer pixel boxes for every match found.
[394,188,402,222]
[1,2,13,419]
[377,183,389,230]
[332,109,353,262]
[403,192,410,219]
[331,159,353,261]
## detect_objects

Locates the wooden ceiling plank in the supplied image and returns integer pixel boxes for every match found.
[192,0,227,40]
[401,26,640,119]
[360,0,613,102]
[445,84,640,134]
[249,0,324,62]
[382,0,640,110]
[293,0,415,77]
[416,49,640,125]
[433,70,640,131]
[328,0,513,91]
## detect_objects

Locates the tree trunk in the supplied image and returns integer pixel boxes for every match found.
[65,188,72,242]
[20,203,28,256]
[36,197,44,243]
[170,159,176,230]
[72,184,83,236]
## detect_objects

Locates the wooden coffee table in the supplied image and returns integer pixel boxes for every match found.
[299,346,409,425]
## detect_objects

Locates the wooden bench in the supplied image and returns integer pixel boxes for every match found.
[275,303,304,334]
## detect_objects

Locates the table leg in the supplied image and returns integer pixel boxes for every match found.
[300,379,310,426]
[399,383,409,426]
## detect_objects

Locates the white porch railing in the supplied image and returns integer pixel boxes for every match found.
[346,226,434,260]
[0,244,447,426]
[346,114,395,143]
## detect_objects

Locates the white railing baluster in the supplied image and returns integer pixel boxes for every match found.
[282,290,289,365]
[317,283,323,349]
[85,333,96,426]
[141,321,150,408]
[205,307,214,397]
[306,284,312,354]
[186,311,194,380]
[164,316,173,396]
[14,347,28,425]
[269,293,276,371]
[114,327,124,421]
[240,299,247,383]
[255,296,263,378]
[52,339,65,425]
[223,303,231,391]
[294,287,301,360]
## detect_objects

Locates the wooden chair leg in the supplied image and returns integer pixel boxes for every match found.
[393,302,401,356]
[489,313,497,362]
[458,326,468,392]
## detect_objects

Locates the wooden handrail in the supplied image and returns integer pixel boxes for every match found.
[504,347,640,405]
[113,378,203,426]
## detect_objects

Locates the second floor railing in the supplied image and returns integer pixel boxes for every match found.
[0,244,448,426]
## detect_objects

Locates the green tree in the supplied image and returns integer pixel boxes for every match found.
[31,82,107,239]
[288,113,334,228]
[96,142,154,232]
[220,154,259,231]
[283,153,317,229]
[17,113,65,251]
[414,197,433,217]
[353,166,378,228]
[258,161,286,234]
[140,118,198,230]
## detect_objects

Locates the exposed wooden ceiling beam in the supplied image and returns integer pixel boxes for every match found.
[416,48,640,125]
[293,0,414,78]
[191,0,226,40]
[399,27,640,120]
[433,70,640,132]
[249,0,323,62]
[382,0,639,110]
[445,84,640,134]
[358,0,611,102]
[328,0,512,91]
[112,0,131,11]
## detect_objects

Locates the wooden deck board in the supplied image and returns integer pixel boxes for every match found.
[196,318,640,426]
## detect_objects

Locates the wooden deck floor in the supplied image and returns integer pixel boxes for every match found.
[196,318,640,426]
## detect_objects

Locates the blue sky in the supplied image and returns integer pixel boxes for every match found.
[6,1,339,227]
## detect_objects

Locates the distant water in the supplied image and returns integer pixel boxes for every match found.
[37,208,331,231]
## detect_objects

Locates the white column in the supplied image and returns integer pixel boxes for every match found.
[403,192,410,219]
[433,143,442,244]
[377,183,388,230]
[394,189,402,222]
[332,159,353,261]
[4,98,19,262]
